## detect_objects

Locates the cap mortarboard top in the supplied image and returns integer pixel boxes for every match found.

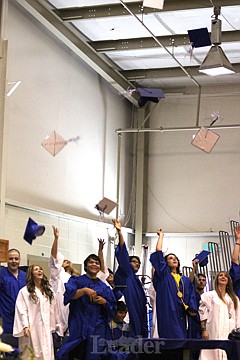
[95,197,118,215]
[143,0,164,10]
[191,126,220,153]
[23,217,45,245]
[192,250,210,267]
[137,87,165,107]
[188,28,211,48]
[41,130,67,157]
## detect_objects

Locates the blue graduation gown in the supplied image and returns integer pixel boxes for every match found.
[103,321,135,360]
[0,267,26,333]
[187,290,201,340]
[229,261,240,300]
[114,243,148,338]
[150,251,197,339]
[56,274,116,360]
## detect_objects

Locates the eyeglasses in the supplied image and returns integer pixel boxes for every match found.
[131,260,140,265]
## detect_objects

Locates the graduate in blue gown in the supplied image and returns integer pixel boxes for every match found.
[103,301,135,360]
[113,219,148,338]
[56,254,116,360]
[0,249,26,334]
[150,228,198,339]
[229,225,240,300]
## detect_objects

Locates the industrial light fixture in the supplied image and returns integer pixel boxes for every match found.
[199,7,235,76]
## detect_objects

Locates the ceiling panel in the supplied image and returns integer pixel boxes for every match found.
[106,41,240,69]
[49,0,138,7]
[16,0,240,103]
[69,6,240,40]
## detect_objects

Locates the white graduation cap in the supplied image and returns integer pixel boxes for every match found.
[191,127,220,154]
[95,197,118,215]
[143,0,164,10]
[41,131,68,157]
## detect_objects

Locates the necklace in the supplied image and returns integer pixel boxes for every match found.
[172,273,186,306]
[177,290,183,298]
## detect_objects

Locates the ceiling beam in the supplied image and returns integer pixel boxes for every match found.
[90,31,239,52]
[53,1,240,21]
[15,0,139,106]
[121,64,240,80]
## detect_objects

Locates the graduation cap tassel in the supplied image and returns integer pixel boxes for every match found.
[67,136,80,143]
[209,111,223,127]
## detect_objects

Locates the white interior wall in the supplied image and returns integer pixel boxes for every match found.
[0,2,135,267]
[4,1,133,223]
[3,203,133,268]
[147,88,240,233]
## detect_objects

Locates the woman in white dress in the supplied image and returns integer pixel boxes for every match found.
[13,264,59,360]
[49,226,79,337]
[199,271,240,360]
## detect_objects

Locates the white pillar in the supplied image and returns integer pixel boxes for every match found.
[134,107,146,256]
[0,1,8,236]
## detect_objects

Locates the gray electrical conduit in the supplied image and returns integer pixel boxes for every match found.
[119,0,202,126]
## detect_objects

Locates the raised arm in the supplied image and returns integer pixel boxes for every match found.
[98,238,106,272]
[189,259,199,283]
[112,219,124,247]
[51,226,59,259]
[156,228,164,251]
[232,226,240,265]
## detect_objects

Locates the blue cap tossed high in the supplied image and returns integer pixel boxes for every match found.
[137,87,164,107]
[188,28,211,49]
[192,250,210,267]
[23,217,45,245]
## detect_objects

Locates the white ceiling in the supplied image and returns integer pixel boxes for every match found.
[16,0,240,104]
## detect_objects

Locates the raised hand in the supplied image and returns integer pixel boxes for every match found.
[112,219,121,232]
[192,259,199,268]
[52,225,59,239]
[98,238,106,251]
[235,226,240,240]
[156,228,164,237]
[156,228,164,251]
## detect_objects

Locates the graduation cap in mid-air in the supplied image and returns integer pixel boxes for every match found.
[41,131,80,157]
[137,87,165,107]
[191,126,220,154]
[23,217,45,245]
[143,0,164,10]
[192,250,211,267]
[188,28,211,49]
[41,131,67,157]
[95,197,118,215]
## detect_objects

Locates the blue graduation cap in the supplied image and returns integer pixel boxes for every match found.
[192,250,210,267]
[188,28,211,48]
[137,87,164,107]
[23,217,45,245]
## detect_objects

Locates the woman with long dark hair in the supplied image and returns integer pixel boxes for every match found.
[13,264,59,360]
[150,228,198,339]
[199,271,240,360]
